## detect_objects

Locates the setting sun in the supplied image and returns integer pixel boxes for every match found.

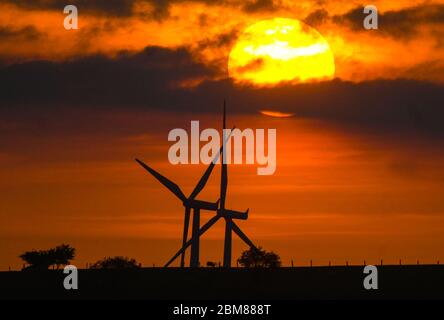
[228,18,335,86]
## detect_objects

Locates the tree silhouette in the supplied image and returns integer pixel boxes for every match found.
[51,244,75,269]
[90,256,141,269]
[237,246,281,268]
[20,251,51,270]
[19,244,75,270]
[206,261,217,267]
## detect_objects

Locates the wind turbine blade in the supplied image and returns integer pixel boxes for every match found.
[189,164,216,201]
[164,215,221,267]
[189,126,235,200]
[135,158,187,202]
[232,221,257,250]
[220,100,228,208]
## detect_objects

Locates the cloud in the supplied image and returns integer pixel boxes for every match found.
[143,0,281,20]
[1,45,443,138]
[304,8,329,27]
[0,46,214,108]
[401,59,444,83]
[231,58,265,74]
[0,25,42,41]
[0,0,282,20]
[242,0,277,13]
[0,0,137,16]
[333,3,444,39]
[0,0,214,20]
[197,29,240,49]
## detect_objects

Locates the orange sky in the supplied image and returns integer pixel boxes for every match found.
[1,112,444,269]
[1,0,444,269]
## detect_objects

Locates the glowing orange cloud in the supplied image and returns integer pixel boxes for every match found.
[260,110,294,118]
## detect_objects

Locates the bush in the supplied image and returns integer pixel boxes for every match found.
[90,256,141,269]
[237,246,281,268]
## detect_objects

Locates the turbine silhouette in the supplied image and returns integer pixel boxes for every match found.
[136,122,235,267]
[164,100,257,268]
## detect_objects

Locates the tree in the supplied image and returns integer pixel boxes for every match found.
[20,250,51,270]
[90,256,141,269]
[263,251,281,268]
[19,244,75,270]
[237,246,281,268]
[51,244,75,269]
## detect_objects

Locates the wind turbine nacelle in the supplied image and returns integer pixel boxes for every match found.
[218,209,249,220]
[184,199,219,211]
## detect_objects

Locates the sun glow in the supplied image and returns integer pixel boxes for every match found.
[228,18,335,86]
[260,110,294,118]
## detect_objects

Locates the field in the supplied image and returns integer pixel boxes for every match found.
[1,265,443,300]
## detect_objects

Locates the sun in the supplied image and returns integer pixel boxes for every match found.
[228,18,335,86]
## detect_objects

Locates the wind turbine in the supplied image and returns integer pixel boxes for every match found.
[136,125,234,268]
[136,159,217,267]
[219,100,252,267]
[164,100,257,268]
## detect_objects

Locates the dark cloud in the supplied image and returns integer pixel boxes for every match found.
[143,0,281,20]
[333,4,444,39]
[197,29,240,49]
[0,0,137,16]
[401,60,444,83]
[0,25,42,41]
[194,78,444,138]
[0,46,214,109]
[304,8,329,27]
[0,0,281,19]
[149,0,281,16]
[242,0,276,13]
[1,46,444,139]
